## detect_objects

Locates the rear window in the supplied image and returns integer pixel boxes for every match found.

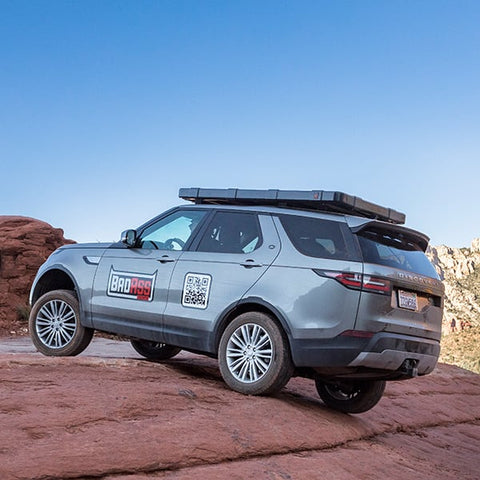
[280,215,360,261]
[357,229,438,278]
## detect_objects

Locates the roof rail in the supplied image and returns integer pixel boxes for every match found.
[179,188,406,225]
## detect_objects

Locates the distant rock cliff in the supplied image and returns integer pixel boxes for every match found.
[0,216,74,334]
[427,239,480,330]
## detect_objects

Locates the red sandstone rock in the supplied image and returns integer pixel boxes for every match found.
[0,216,74,334]
[0,346,479,480]
[1,217,478,479]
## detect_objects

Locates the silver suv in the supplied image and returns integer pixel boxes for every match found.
[29,188,444,413]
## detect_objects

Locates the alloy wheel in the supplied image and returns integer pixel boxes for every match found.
[35,299,77,349]
[226,323,273,383]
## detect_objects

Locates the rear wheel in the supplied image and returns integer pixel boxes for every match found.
[219,312,294,395]
[315,378,386,414]
[130,339,181,360]
[29,289,93,356]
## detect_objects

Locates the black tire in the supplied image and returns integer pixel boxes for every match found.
[29,289,94,356]
[315,378,386,414]
[130,339,181,360]
[218,312,294,396]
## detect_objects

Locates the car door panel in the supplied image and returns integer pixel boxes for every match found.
[90,209,208,340]
[90,247,180,339]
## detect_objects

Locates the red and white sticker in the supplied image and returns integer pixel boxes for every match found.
[107,268,156,301]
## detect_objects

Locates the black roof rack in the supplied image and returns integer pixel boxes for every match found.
[179,188,406,225]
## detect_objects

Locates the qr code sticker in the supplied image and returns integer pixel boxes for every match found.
[182,273,212,309]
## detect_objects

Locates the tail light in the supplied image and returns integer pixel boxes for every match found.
[314,270,391,295]
[362,275,391,294]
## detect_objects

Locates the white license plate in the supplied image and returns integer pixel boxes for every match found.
[398,290,418,311]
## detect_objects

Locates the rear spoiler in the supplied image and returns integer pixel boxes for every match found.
[346,218,430,252]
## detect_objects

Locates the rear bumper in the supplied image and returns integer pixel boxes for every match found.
[291,332,440,376]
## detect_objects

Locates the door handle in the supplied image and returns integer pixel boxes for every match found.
[157,255,176,263]
[240,259,263,268]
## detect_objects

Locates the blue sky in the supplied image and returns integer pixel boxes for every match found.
[1,0,479,247]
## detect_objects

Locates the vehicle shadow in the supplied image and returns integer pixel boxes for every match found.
[147,354,352,418]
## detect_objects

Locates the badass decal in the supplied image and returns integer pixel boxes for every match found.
[182,273,212,309]
[107,268,157,301]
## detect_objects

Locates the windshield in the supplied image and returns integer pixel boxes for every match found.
[357,228,439,278]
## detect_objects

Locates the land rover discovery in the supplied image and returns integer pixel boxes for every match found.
[29,188,444,413]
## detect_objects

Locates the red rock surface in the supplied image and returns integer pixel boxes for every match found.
[0,216,74,334]
[1,345,479,480]
[1,218,478,479]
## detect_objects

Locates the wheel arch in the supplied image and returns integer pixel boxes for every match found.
[31,267,78,304]
[213,297,292,354]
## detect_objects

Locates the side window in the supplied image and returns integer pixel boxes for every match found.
[279,214,359,261]
[139,210,207,250]
[197,211,262,254]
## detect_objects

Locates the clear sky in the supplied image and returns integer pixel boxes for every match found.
[1,0,479,247]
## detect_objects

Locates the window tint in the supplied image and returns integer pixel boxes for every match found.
[197,212,262,254]
[357,229,438,278]
[139,210,206,250]
[280,215,359,261]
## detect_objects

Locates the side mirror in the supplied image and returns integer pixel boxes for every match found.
[121,229,137,247]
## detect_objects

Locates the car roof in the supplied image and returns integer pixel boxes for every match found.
[177,202,403,231]
[176,203,429,251]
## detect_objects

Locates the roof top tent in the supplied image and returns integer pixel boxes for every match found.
[178,188,406,225]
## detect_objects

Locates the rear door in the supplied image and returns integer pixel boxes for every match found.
[162,210,280,351]
[353,224,444,340]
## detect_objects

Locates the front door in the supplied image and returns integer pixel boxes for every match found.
[90,208,208,340]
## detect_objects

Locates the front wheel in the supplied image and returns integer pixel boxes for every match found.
[29,289,93,356]
[218,312,294,396]
[315,378,386,414]
[130,339,181,360]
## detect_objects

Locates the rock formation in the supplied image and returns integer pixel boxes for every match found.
[0,216,74,335]
[0,346,479,480]
[427,239,480,330]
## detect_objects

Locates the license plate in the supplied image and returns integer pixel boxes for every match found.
[398,290,418,311]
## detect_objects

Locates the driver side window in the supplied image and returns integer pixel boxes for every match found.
[139,210,206,250]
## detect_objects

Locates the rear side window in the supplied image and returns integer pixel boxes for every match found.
[280,215,360,261]
[197,211,262,254]
[357,228,438,278]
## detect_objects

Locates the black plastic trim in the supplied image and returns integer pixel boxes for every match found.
[290,331,440,368]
